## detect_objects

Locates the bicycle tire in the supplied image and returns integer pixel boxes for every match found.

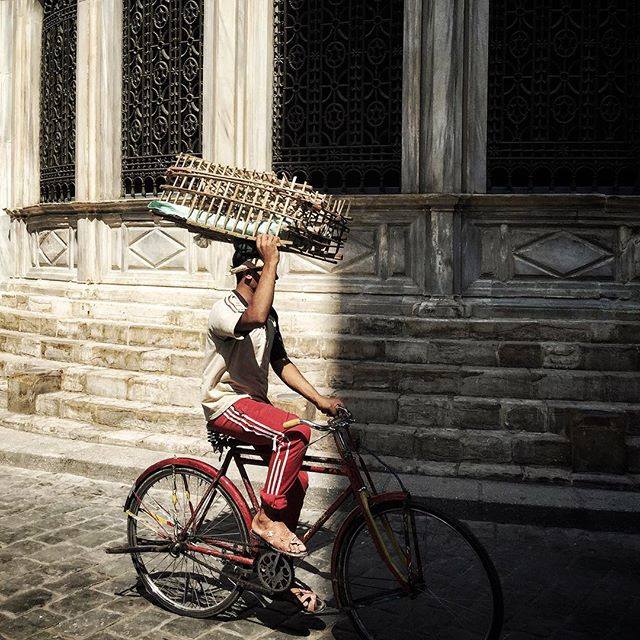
[127,463,249,618]
[333,497,503,640]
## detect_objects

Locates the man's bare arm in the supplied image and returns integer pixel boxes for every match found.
[236,235,279,331]
[272,358,343,416]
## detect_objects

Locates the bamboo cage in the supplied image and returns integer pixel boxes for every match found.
[148,153,351,262]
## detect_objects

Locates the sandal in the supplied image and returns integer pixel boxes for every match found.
[252,518,307,558]
[283,587,326,615]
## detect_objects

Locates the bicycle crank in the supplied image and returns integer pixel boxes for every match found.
[254,550,295,594]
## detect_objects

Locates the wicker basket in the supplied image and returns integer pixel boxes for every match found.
[148,153,350,262]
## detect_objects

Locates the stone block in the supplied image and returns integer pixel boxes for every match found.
[459,432,512,462]
[460,369,532,398]
[569,413,627,474]
[497,342,542,368]
[397,394,448,426]
[343,393,398,425]
[359,424,417,459]
[541,343,580,369]
[169,351,204,376]
[7,366,62,414]
[450,397,500,430]
[414,429,461,461]
[502,401,547,433]
[511,434,571,466]
[399,369,461,394]
[85,371,128,399]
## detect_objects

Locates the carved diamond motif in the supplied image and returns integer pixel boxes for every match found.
[39,231,67,265]
[514,231,611,277]
[129,229,185,268]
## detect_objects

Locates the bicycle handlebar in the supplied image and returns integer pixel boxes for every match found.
[283,406,354,432]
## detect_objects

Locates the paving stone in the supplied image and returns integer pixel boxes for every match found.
[2,589,55,614]
[104,610,173,639]
[52,608,121,638]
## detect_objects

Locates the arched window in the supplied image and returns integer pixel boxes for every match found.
[487,0,640,194]
[40,0,77,203]
[122,0,203,197]
[272,0,404,194]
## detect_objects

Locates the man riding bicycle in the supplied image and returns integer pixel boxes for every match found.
[201,234,342,610]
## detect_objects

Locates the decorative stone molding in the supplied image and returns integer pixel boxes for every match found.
[11,194,640,305]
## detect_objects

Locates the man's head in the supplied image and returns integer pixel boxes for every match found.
[231,240,264,289]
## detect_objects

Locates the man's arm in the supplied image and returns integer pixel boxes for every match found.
[272,357,343,416]
[236,235,279,332]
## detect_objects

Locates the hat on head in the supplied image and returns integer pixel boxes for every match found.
[230,239,264,275]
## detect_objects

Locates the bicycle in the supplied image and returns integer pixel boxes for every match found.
[106,408,504,640]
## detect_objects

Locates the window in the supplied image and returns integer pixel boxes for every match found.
[273,0,404,194]
[122,0,203,197]
[487,0,640,194]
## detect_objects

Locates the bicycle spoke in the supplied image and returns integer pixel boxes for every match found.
[128,466,248,616]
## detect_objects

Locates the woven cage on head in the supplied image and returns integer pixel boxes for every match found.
[147,153,350,263]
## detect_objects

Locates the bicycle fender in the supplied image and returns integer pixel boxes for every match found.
[124,456,254,531]
[330,490,408,585]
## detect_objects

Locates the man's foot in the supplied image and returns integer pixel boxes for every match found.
[286,586,326,614]
[251,510,307,557]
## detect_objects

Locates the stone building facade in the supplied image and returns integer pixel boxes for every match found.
[0,0,638,487]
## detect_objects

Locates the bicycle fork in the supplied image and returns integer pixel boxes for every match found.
[357,489,424,594]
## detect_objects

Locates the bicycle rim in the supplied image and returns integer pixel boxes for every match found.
[335,499,503,640]
[127,465,249,617]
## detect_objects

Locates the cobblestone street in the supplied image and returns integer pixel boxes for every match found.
[0,465,638,640]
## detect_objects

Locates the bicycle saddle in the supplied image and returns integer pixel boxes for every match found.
[206,428,240,454]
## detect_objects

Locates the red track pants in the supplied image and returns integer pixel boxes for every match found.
[208,397,310,532]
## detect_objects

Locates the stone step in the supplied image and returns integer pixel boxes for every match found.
[2,327,638,378]
[0,380,6,409]
[4,278,639,320]
[1,406,637,493]
[291,359,640,403]
[0,279,419,317]
[397,395,640,435]
[0,329,203,377]
[2,349,639,415]
[1,301,639,348]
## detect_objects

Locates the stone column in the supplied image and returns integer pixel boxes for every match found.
[76,0,122,202]
[4,0,43,278]
[0,0,13,279]
[203,0,273,170]
[202,0,273,286]
[76,0,122,283]
[417,0,489,194]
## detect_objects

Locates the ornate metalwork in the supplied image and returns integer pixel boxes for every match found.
[40,0,77,203]
[122,0,203,197]
[487,1,640,194]
[272,0,404,194]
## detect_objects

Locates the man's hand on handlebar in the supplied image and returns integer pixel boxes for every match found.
[314,395,345,417]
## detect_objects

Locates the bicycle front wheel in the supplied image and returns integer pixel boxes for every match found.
[333,497,503,640]
[127,464,249,618]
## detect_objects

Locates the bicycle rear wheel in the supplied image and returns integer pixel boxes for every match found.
[127,464,249,618]
[333,497,503,640]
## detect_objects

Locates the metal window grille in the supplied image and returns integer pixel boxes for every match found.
[40,0,77,203]
[121,0,203,198]
[487,0,640,194]
[272,0,404,194]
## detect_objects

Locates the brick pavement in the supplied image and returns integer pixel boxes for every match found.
[0,465,638,640]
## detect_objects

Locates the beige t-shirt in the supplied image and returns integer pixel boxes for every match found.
[201,290,287,422]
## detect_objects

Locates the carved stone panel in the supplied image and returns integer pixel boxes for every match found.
[27,224,77,281]
[461,201,639,300]
[279,211,426,294]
